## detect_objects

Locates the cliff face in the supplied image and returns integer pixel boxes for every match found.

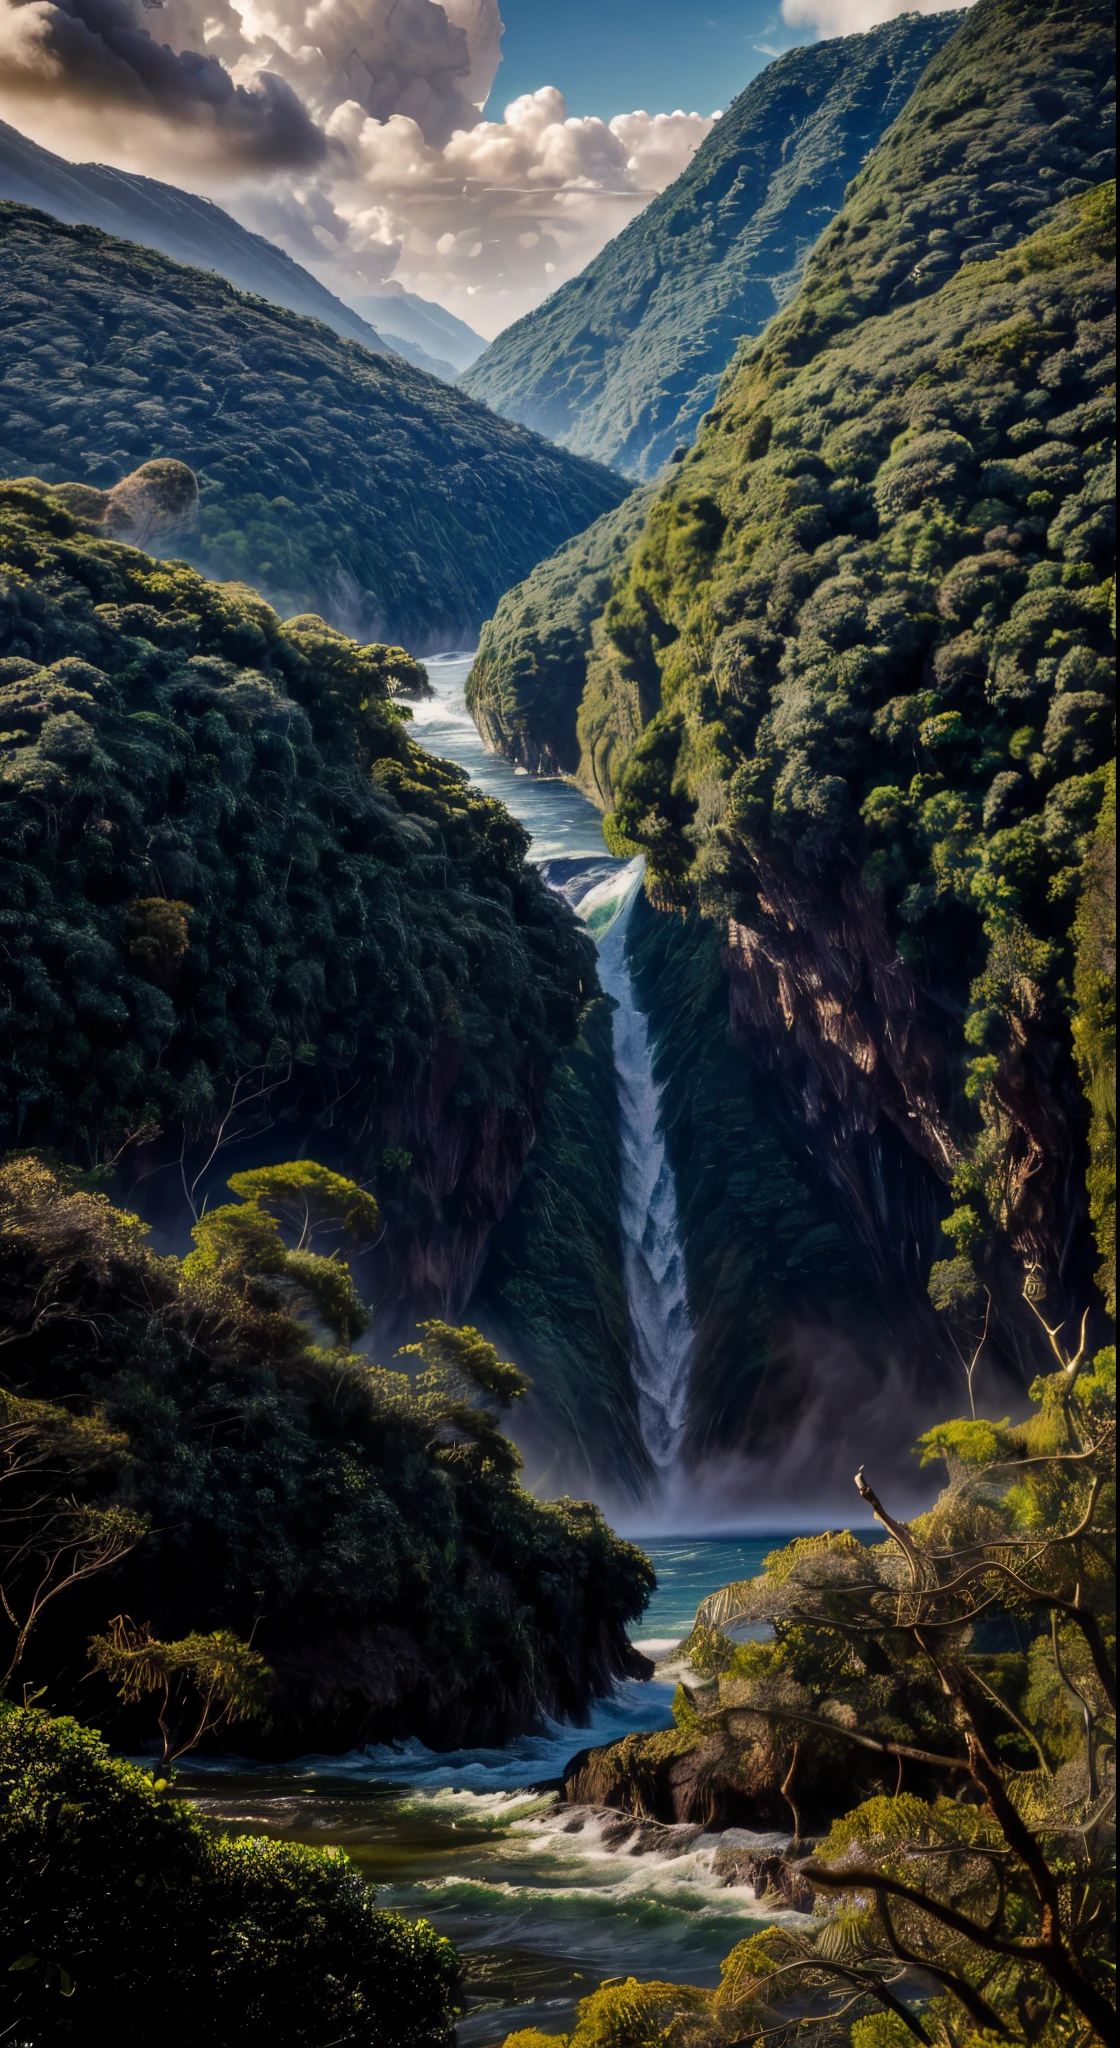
[568,0,1115,1378]
[625,893,960,1482]
[468,995,652,1500]
[461,13,962,479]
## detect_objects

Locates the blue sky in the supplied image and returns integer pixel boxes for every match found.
[492,1,812,119]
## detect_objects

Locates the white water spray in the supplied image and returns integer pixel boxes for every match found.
[580,860,696,1478]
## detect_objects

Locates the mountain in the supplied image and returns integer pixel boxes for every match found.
[558,0,1114,1436]
[348,285,487,373]
[0,469,600,1315]
[460,12,963,478]
[0,205,629,649]
[466,484,655,774]
[0,117,408,360]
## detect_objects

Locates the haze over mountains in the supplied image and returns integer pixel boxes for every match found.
[461,13,964,477]
[0,118,468,382]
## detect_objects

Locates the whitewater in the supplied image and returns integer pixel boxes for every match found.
[184,658,804,2042]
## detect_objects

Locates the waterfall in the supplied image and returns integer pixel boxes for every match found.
[581,860,695,1477]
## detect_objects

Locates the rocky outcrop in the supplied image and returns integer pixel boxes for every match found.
[561,1708,893,1833]
[49,460,201,550]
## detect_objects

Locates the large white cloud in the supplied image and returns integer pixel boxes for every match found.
[780,0,968,36]
[19,0,991,331]
[0,0,328,171]
[264,86,715,330]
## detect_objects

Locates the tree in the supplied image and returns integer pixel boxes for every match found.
[183,1162,380,1345]
[700,1337,1115,2047]
[89,1615,271,1767]
[0,1388,145,1685]
[398,1320,529,1478]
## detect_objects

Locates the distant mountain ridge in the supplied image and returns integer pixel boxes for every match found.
[0,118,456,380]
[0,203,629,649]
[348,287,487,373]
[461,12,963,477]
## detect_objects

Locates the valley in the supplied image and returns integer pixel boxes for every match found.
[0,1,1114,2043]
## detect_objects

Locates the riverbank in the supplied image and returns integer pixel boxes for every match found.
[181,1537,803,2043]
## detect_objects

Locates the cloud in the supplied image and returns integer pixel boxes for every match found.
[0,0,716,335]
[780,0,970,37]
[0,0,327,170]
[239,89,715,333]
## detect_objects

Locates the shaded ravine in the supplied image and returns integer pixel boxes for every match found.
[413,656,698,1489]
[581,861,697,1476]
[177,674,808,2040]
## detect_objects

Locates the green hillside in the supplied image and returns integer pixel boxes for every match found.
[580,0,1115,1352]
[460,13,961,478]
[466,485,654,775]
[0,206,628,649]
[0,476,595,1302]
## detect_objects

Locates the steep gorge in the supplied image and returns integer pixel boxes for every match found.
[461,12,963,478]
[463,0,1116,1474]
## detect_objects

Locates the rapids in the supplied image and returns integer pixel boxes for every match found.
[181,664,806,2040]
[183,1538,802,2044]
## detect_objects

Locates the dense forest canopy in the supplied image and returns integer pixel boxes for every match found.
[0,207,629,647]
[560,0,1115,1365]
[467,485,655,777]
[461,13,961,478]
[0,1153,653,1749]
[0,477,601,1300]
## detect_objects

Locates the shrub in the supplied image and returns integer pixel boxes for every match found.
[0,1705,461,2046]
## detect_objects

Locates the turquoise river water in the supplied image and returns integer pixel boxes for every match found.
[185,1537,804,2043]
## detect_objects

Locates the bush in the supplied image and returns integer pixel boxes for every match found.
[0,1706,461,2046]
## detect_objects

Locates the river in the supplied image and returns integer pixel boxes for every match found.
[187,657,808,2042]
[185,1538,801,2043]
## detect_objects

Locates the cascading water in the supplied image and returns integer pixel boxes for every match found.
[410,658,697,1485]
[581,859,696,1477]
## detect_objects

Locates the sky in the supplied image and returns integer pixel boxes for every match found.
[493,2,811,123]
[0,0,968,338]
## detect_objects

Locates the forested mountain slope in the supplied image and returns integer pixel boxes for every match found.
[0,208,628,649]
[577,0,1115,1399]
[467,485,655,775]
[460,13,961,478]
[0,475,597,1310]
[0,118,409,359]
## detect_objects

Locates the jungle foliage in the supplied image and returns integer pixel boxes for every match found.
[572,0,1116,1320]
[0,1706,461,2045]
[467,486,655,775]
[0,1153,653,1748]
[461,13,962,479]
[0,479,595,1208]
[521,1337,1116,2047]
[0,205,629,646]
